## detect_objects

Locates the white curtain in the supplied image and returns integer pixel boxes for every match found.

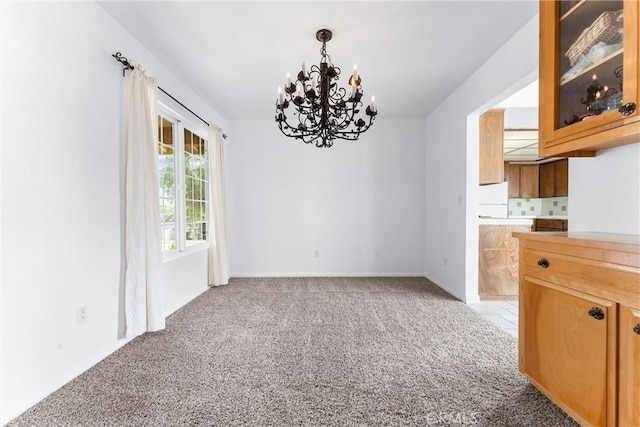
[208,124,230,286]
[124,63,165,338]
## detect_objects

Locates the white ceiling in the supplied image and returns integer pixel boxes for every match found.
[99,1,538,120]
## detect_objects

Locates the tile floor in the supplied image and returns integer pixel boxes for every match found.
[467,300,519,338]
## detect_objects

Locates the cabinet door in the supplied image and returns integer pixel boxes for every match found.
[508,165,521,198]
[478,225,531,297]
[539,0,640,157]
[539,162,555,198]
[519,165,539,198]
[520,277,617,427]
[479,110,505,185]
[554,159,569,197]
[619,306,640,427]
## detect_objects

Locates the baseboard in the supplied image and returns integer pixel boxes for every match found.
[464,294,481,304]
[423,275,468,302]
[165,285,210,317]
[3,286,210,425]
[1,339,131,425]
[230,273,424,278]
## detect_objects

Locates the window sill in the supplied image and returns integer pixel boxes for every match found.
[162,243,209,262]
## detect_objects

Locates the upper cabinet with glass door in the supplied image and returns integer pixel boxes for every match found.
[539,0,639,158]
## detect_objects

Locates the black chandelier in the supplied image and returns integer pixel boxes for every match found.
[275,29,377,148]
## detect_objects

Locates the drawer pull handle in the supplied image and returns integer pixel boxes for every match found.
[588,307,605,320]
[537,258,549,268]
[634,324,640,335]
[618,102,636,116]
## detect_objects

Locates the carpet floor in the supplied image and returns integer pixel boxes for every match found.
[8,277,578,426]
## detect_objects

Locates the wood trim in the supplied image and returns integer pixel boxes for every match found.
[619,307,640,426]
[479,110,505,185]
[513,232,640,258]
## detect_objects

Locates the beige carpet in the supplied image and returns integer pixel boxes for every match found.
[8,277,577,426]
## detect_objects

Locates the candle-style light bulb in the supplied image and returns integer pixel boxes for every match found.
[352,64,359,84]
[277,87,284,104]
[592,73,598,81]
[596,90,601,99]
[604,85,609,93]
[301,62,306,76]
[370,95,376,112]
[286,72,292,86]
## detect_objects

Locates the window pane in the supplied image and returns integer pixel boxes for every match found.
[161,117,173,145]
[201,201,207,222]
[184,128,192,153]
[201,222,208,241]
[160,198,175,223]
[158,115,176,253]
[158,155,175,199]
[162,225,176,252]
[158,113,210,252]
[185,223,195,246]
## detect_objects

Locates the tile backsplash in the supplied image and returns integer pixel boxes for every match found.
[508,196,568,217]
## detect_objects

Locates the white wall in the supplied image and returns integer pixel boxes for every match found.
[504,107,538,129]
[225,118,425,276]
[0,2,226,423]
[569,143,640,234]
[424,16,539,302]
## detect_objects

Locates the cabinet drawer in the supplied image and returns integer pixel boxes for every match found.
[522,249,640,308]
[534,219,567,231]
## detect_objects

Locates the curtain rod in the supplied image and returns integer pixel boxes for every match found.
[112,52,227,140]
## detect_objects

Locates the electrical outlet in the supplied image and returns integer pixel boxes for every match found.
[313,249,320,258]
[77,305,88,324]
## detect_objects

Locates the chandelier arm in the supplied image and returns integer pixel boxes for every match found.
[277,121,324,146]
[278,113,324,138]
[332,117,377,138]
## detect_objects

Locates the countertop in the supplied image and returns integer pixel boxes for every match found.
[478,217,534,225]
[512,231,640,255]
[509,215,568,220]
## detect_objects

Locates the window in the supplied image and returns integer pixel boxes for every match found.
[157,107,209,256]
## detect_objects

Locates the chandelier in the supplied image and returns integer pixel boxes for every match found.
[275,29,378,148]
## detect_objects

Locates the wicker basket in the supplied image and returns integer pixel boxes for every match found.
[565,10,623,66]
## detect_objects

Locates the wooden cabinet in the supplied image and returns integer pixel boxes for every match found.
[514,232,640,427]
[479,109,505,185]
[554,158,569,196]
[509,159,568,199]
[539,0,640,158]
[540,160,569,198]
[519,165,539,198]
[539,162,555,198]
[478,224,531,299]
[507,164,521,198]
[507,164,539,198]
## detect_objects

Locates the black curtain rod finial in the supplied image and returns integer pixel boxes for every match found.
[112,52,134,77]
